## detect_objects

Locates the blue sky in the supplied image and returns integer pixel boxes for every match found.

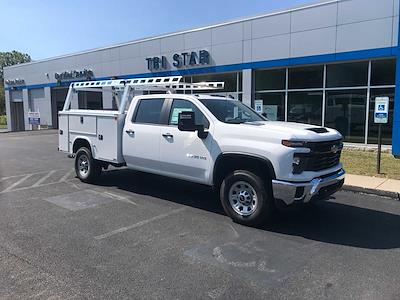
[0,0,311,60]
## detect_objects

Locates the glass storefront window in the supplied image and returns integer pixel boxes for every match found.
[288,65,323,89]
[371,59,396,86]
[192,72,239,92]
[288,91,323,125]
[326,62,368,88]
[252,58,395,145]
[255,69,286,91]
[254,92,285,121]
[325,90,367,143]
[368,88,394,145]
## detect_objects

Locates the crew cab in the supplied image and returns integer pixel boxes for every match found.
[58,76,345,226]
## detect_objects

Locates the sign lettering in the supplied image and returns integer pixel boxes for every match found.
[146,50,210,71]
[55,69,93,81]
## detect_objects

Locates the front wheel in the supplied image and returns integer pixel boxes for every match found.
[75,147,101,183]
[220,170,274,226]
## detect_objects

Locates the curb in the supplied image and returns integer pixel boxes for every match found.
[343,185,400,200]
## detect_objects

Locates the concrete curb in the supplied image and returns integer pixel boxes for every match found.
[343,185,400,200]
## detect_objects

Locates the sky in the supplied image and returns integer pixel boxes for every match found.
[0,0,312,61]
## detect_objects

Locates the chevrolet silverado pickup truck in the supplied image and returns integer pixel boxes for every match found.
[58,76,345,226]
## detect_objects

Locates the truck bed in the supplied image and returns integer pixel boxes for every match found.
[58,109,126,164]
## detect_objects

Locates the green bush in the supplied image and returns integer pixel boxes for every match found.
[0,115,7,125]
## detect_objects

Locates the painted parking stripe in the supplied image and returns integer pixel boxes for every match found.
[31,170,57,187]
[0,179,76,194]
[0,169,68,182]
[94,207,186,240]
[58,169,75,183]
[1,174,34,193]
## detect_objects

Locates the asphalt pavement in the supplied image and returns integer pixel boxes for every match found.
[1,130,400,299]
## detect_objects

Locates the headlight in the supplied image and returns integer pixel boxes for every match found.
[282,140,307,148]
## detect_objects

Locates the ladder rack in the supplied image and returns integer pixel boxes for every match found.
[63,76,225,113]
[71,76,224,91]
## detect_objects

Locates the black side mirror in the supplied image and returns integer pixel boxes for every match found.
[262,112,267,118]
[178,111,208,139]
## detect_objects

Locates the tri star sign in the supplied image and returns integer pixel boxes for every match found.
[374,97,389,124]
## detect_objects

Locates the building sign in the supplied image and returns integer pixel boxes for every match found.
[5,78,25,85]
[254,100,263,114]
[146,50,210,71]
[374,97,389,124]
[28,111,40,125]
[55,69,93,81]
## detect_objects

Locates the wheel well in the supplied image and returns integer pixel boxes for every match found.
[213,154,276,188]
[73,138,91,154]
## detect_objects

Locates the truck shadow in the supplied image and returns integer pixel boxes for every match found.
[96,168,400,250]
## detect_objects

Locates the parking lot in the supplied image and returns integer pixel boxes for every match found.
[0,131,400,299]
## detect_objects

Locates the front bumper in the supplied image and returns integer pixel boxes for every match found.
[272,169,345,205]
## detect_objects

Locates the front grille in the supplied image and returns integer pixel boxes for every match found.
[294,139,343,173]
[306,151,342,171]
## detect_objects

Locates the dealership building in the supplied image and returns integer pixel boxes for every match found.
[3,0,400,156]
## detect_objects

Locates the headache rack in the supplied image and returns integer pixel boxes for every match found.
[62,76,225,114]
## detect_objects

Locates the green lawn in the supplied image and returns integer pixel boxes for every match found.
[341,149,400,180]
[0,115,6,129]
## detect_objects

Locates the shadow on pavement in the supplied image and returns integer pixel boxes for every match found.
[95,168,400,250]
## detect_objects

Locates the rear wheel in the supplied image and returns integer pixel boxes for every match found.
[220,170,274,226]
[75,147,101,183]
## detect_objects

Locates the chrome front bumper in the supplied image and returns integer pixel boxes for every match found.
[272,169,345,205]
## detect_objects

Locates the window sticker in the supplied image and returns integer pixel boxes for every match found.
[170,107,193,125]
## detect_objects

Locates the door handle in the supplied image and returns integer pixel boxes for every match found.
[162,133,173,138]
[126,129,135,134]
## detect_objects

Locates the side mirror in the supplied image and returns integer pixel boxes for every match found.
[178,111,208,139]
[262,112,267,118]
[178,111,196,132]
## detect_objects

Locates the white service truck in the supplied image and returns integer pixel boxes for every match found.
[58,76,345,226]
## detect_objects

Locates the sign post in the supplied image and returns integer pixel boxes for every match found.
[374,97,389,174]
[28,111,41,130]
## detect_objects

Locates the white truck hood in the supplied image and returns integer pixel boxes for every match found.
[240,121,342,142]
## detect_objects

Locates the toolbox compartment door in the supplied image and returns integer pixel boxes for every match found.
[58,114,69,152]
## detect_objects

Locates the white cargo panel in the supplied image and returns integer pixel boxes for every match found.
[93,115,121,162]
[59,110,125,164]
[58,114,69,152]
[69,115,97,135]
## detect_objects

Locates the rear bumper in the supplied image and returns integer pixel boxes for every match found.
[272,169,345,205]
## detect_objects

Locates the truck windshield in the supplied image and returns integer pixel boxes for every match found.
[199,99,266,124]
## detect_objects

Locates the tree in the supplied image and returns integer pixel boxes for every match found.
[0,51,31,115]
[0,84,4,115]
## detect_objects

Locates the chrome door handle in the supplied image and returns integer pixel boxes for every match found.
[162,133,173,138]
[126,129,135,134]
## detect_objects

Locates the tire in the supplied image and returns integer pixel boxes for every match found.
[74,147,101,183]
[220,170,274,226]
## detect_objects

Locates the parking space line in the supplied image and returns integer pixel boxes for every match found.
[94,207,186,240]
[31,170,57,187]
[2,174,33,193]
[0,179,75,194]
[58,169,75,183]
[0,169,67,182]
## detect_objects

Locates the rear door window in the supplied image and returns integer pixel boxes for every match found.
[133,98,165,124]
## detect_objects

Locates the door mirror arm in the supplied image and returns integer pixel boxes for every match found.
[196,125,208,139]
